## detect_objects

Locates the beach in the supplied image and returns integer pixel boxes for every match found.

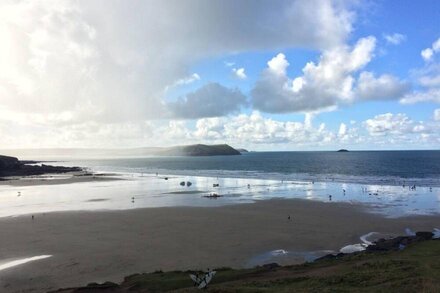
[0,153,439,292]
[1,198,439,292]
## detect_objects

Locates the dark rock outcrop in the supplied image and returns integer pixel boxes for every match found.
[316,231,436,262]
[261,263,281,270]
[0,155,81,178]
[315,253,346,262]
[0,155,20,170]
[367,232,434,252]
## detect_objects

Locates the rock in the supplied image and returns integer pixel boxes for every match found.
[85,281,119,289]
[368,236,408,251]
[0,154,81,178]
[262,263,280,270]
[415,231,434,240]
[367,232,434,252]
[0,155,20,170]
[203,192,221,198]
[315,253,345,262]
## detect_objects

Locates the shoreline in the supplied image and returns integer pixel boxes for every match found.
[0,171,123,187]
[0,170,438,218]
[0,198,439,292]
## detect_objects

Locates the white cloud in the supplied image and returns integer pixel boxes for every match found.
[252,37,375,113]
[167,83,247,119]
[251,36,404,113]
[191,112,440,149]
[338,122,347,138]
[356,72,409,100]
[401,43,440,105]
[363,113,412,136]
[434,109,440,121]
[1,109,439,150]
[193,112,336,145]
[419,74,440,88]
[232,68,247,79]
[267,53,290,76]
[174,73,201,86]
[360,113,440,147]
[400,88,440,104]
[383,33,406,45]
[421,37,440,61]
[422,48,434,61]
[434,38,440,51]
[164,73,201,93]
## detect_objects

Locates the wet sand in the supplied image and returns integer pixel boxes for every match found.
[0,199,439,292]
[0,172,121,187]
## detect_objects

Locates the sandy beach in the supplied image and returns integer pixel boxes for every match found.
[0,198,439,292]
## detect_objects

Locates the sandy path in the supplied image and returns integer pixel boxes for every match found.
[0,199,439,292]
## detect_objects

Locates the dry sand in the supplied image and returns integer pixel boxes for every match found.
[0,199,439,292]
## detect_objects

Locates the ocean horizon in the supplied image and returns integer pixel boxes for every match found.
[45,150,440,187]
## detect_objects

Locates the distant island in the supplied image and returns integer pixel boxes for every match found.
[151,144,241,156]
[337,149,349,152]
[0,155,81,179]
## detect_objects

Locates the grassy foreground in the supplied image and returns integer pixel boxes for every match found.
[56,240,440,292]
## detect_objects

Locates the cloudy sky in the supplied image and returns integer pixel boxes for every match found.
[0,0,439,150]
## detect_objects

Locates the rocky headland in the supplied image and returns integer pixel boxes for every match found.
[0,155,81,179]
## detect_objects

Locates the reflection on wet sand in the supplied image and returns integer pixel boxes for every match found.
[0,255,52,272]
[0,172,439,218]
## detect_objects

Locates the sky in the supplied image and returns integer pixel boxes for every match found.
[0,0,439,151]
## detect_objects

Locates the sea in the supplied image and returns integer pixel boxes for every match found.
[60,150,440,186]
[1,151,440,218]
